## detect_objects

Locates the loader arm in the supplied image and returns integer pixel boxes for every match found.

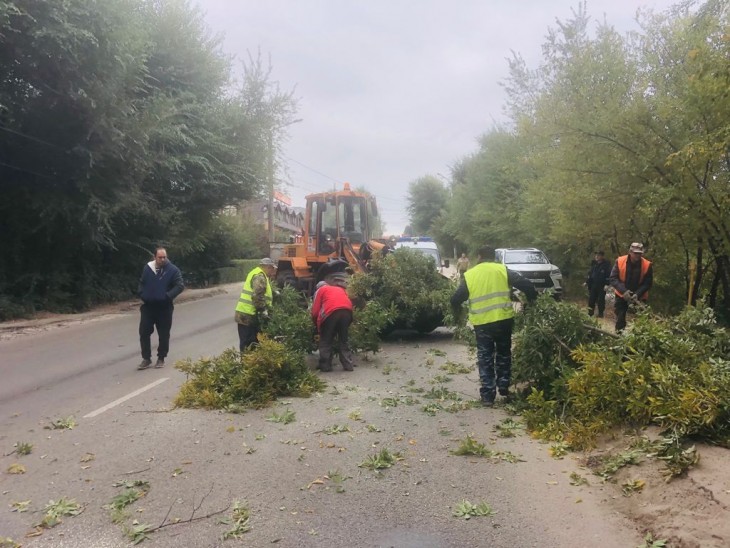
[338,237,368,274]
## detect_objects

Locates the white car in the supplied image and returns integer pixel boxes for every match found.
[494,248,563,299]
[394,237,450,275]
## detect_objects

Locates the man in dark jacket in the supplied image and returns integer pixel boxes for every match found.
[137,247,184,369]
[609,242,653,333]
[585,250,611,318]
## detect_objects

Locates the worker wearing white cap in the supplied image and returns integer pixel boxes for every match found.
[608,243,653,332]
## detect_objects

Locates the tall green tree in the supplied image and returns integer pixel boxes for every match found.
[406,175,449,236]
[0,0,297,316]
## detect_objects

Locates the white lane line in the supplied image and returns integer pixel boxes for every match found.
[83,378,169,419]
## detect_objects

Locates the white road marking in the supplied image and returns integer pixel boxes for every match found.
[83,377,169,418]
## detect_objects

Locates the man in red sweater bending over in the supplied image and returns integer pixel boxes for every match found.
[311,273,354,372]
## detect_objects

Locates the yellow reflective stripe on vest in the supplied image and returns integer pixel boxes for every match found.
[464,263,514,326]
[469,291,511,304]
[470,300,514,315]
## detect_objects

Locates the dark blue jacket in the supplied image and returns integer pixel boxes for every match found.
[138,261,184,304]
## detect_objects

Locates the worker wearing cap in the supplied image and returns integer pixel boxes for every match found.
[235,258,277,351]
[609,243,653,332]
[311,273,354,372]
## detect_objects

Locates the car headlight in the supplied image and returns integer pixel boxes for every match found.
[550,268,561,276]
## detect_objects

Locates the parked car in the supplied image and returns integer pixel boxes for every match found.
[394,236,450,275]
[494,248,563,299]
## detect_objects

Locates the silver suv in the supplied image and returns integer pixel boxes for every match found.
[494,248,563,299]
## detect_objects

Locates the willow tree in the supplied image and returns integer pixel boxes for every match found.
[0,0,297,316]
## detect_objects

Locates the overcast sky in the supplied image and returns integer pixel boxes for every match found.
[196,0,678,235]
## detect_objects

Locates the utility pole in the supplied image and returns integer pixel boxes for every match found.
[267,133,275,250]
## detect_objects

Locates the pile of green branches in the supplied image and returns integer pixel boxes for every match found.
[348,249,454,334]
[512,297,730,478]
[175,337,325,412]
[173,281,392,411]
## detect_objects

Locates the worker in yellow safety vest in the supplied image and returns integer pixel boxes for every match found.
[451,246,537,406]
[235,257,276,351]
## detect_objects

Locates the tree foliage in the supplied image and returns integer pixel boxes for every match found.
[406,175,449,236]
[348,248,453,333]
[0,0,297,317]
[437,0,730,319]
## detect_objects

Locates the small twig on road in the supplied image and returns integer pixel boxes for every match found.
[155,484,217,531]
[131,408,174,414]
[145,504,230,534]
[122,466,151,475]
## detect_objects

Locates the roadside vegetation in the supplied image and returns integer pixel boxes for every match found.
[511,295,730,478]
[0,0,296,319]
[407,1,730,322]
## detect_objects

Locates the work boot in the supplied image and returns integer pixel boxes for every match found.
[154,358,165,368]
[137,359,152,370]
[587,308,594,316]
[597,313,604,318]
[340,350,354,371]
[481,397,495,408]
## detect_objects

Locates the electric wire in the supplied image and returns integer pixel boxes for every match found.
[0,124,68,151]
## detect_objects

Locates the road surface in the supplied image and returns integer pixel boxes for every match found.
[0,286,641,547]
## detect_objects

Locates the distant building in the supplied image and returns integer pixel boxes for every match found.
[236,192,304,240]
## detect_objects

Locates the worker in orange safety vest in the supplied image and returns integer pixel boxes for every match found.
[608,242,653,332]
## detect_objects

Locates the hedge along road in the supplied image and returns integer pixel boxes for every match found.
[0,286,641,547]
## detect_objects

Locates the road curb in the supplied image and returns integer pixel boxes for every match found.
[0,284,238,332]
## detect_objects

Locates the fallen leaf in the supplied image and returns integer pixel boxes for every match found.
[546,481,558,485]
[80,453,95,463]
[408,439,418,445]
[7,463,26,474]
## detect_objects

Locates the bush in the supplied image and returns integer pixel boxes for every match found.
[178,215,268,287]
[175,336,326,411]
[262,286,317,355]
[513,300,730,454]
[512,293,601,395]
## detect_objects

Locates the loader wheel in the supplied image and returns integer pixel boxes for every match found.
[414,313,442,334]
[277,271,297,289]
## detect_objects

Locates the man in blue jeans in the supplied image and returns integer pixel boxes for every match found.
[451,246,536,406]
[137,247,184,370]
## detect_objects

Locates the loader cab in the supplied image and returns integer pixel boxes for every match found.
[305,184,381,257]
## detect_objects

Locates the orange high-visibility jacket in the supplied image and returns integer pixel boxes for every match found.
[614,255,651,300]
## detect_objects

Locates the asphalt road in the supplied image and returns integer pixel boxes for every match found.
[0,287,642,547]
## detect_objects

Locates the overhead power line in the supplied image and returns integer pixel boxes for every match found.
[0,124,68,151]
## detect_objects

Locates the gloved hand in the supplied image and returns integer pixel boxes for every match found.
[623,290,635,303]
[260,309,270,320]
